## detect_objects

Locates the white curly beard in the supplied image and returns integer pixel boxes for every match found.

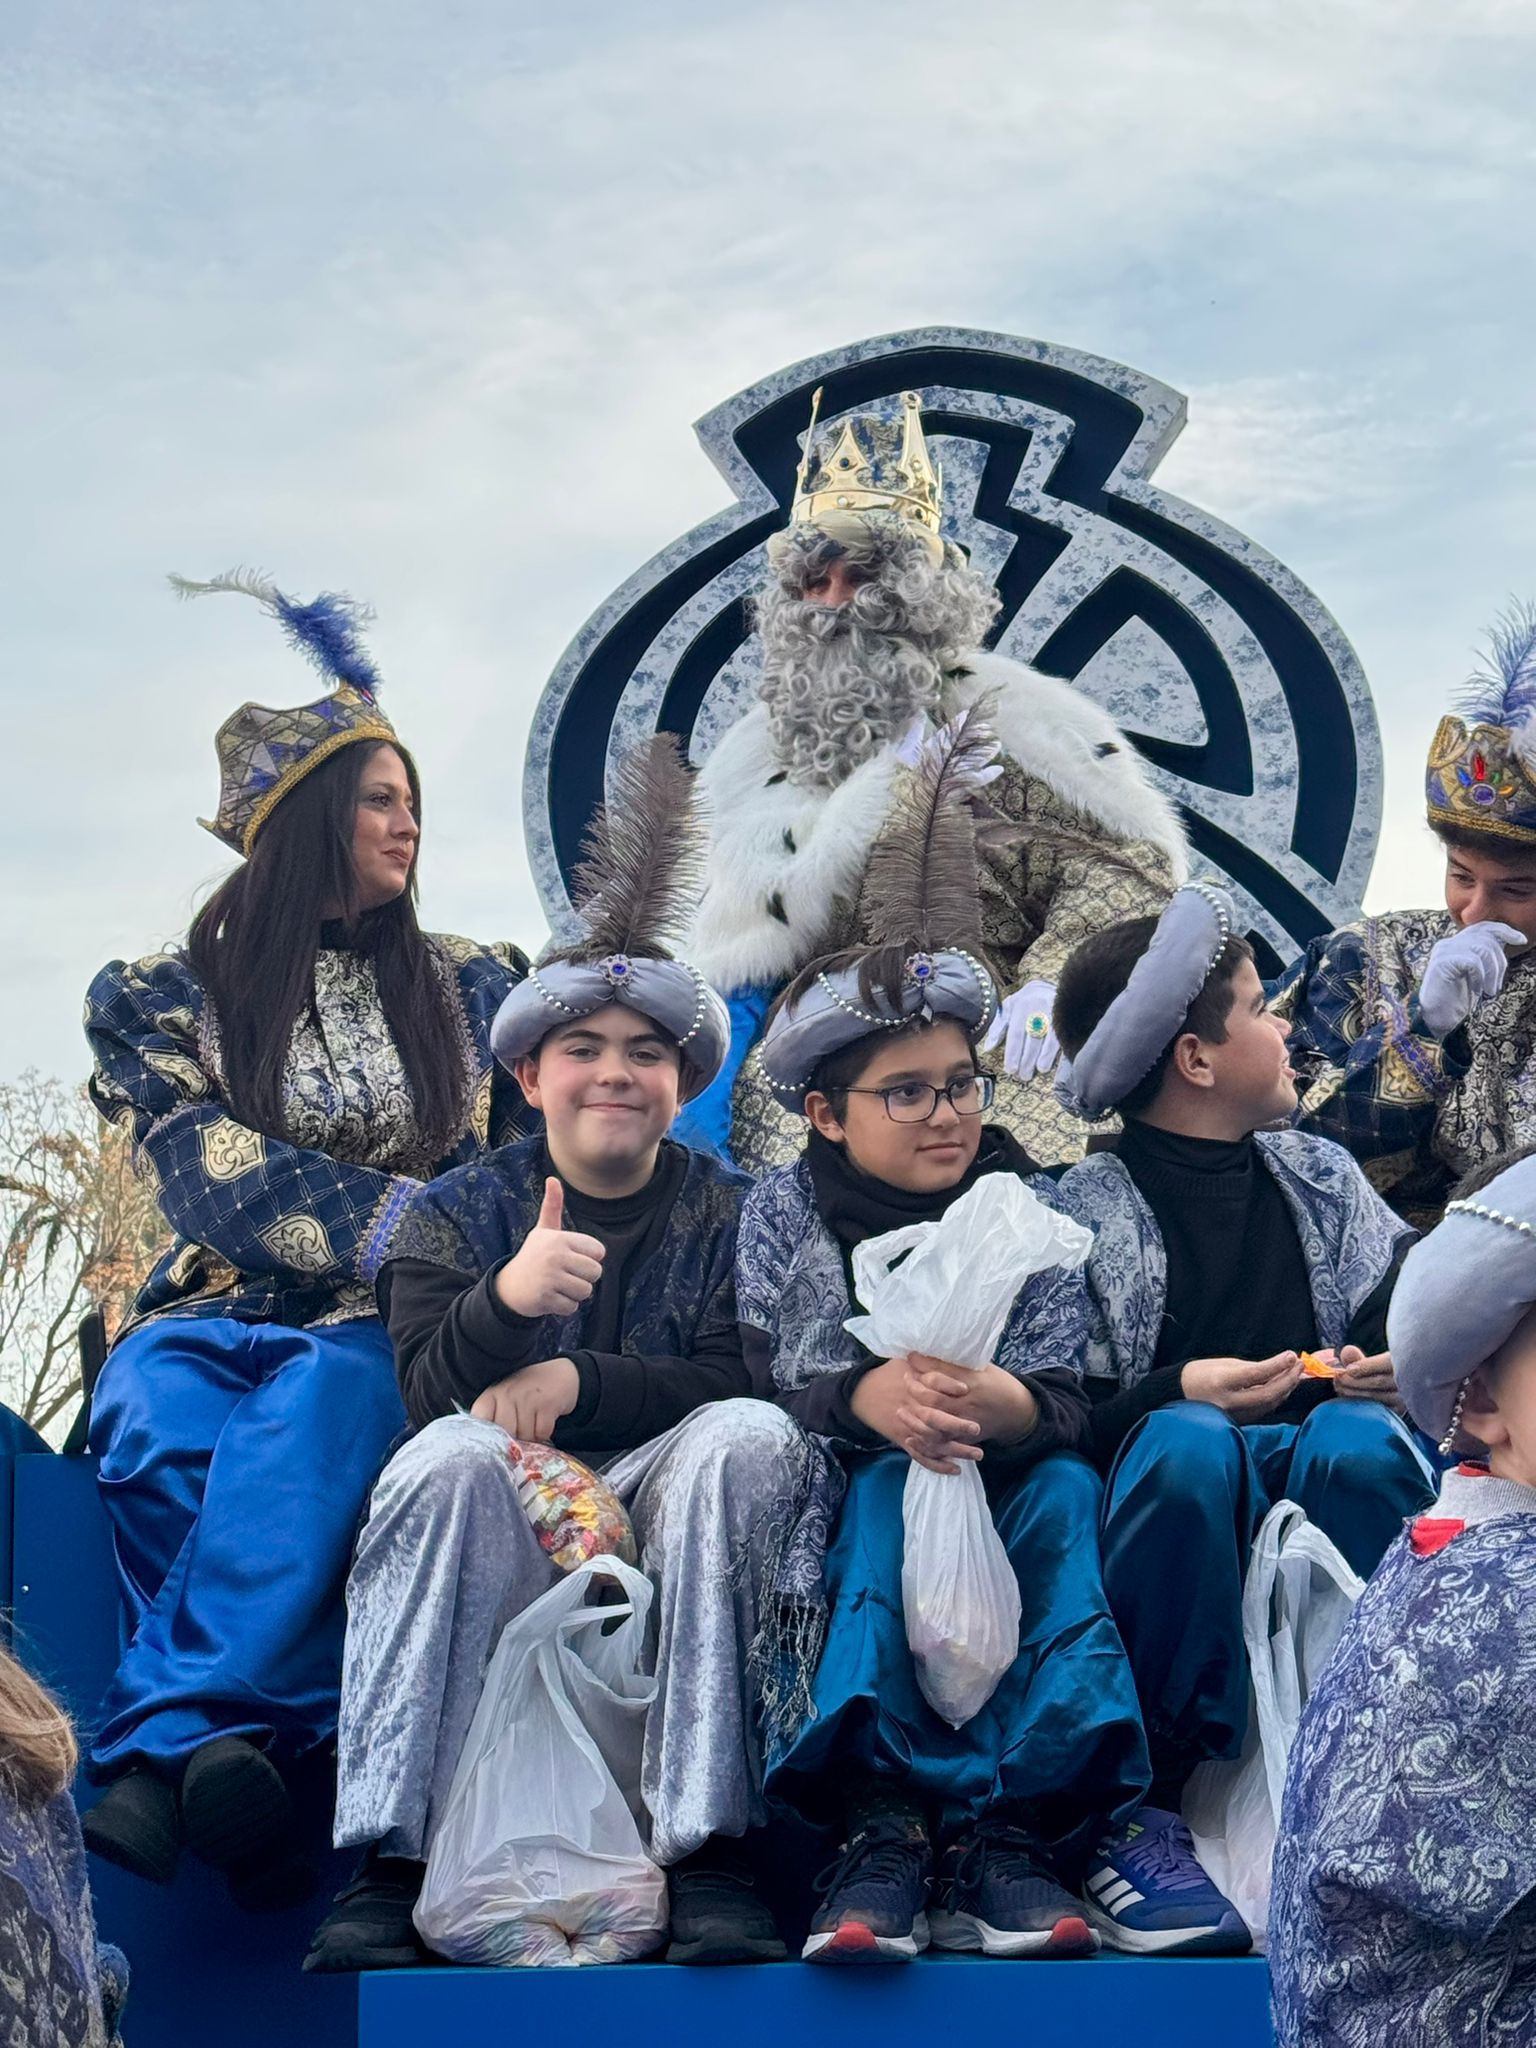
[754,523,1001,792]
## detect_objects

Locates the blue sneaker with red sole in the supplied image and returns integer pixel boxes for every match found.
[929,1818,1099,1959]
[802,1817,931,1965]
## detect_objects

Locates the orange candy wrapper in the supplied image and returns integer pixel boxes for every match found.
[1300,1348,1343,1379]
[506,1440,638,1573]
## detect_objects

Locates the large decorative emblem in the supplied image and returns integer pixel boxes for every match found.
[524,326,1382,974]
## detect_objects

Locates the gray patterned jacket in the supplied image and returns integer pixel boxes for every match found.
[1054,1128,1413,1390]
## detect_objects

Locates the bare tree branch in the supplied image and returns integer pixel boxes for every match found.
[0,1073,170,1440]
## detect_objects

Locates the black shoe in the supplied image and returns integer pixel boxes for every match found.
[803,1816,932,1965]
[179,1736,297,1871]
[305,1855,428,1972]
[81,1770,180,1886]
[930,1817,1098,1959]
[665,1837,786,1965]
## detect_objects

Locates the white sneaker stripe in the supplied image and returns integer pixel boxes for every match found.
[1096,1880,1136,1910]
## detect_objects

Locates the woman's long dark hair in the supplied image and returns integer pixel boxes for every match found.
[186,739,470,1160]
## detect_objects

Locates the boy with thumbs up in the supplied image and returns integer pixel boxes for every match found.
[310,741,805,1973]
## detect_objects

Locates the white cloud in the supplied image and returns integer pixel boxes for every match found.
[3,0,1536,1073]
[1157,373,1454,520]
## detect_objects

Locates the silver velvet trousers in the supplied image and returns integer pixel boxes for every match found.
[332,1399,805,1867]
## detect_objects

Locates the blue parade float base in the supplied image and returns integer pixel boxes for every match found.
[3,1441,1276,2046]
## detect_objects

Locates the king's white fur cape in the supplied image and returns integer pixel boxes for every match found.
[689,650,1189,990]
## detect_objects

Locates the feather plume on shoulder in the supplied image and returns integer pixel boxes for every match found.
[562,733,706,963]
[859,703,1000,955]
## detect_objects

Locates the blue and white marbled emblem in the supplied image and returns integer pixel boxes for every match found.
[523,326,1382,972]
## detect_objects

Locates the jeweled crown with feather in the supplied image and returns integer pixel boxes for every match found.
[1426,602,1536,844]
[176,569,398,857]
[788,387,945,553]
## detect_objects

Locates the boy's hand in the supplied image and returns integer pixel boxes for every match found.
[906,1355,1040,1447]
[850,1355,983,1475]
[471,1356,581,1439]
[494,1179,606,1317]
[1180,1352,1303,1417]
[1333,1345,1404,1411]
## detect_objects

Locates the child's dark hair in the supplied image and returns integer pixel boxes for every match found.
[810,1018,971,1118]
[1431,819,1536,869]
[1053,915,1256,1117]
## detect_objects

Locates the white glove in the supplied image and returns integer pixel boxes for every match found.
[982,979,1061,1079]
[1417,920,1526,1035]
[892,714,1003,790]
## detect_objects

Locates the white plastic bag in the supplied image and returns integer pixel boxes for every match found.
[1183,1499,1364,1951]
[414,1555,668,1968]
[844,1173,1093,1726]
[899,1459,1020,1726]
[843,1172,1092,1370]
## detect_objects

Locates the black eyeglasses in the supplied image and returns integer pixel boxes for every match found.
[844,1073,996,1124]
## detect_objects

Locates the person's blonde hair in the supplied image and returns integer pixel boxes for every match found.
[0,1642,76,1803]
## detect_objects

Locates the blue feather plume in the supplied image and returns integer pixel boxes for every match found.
[1460,599,1536,732]
[168,568,383,701]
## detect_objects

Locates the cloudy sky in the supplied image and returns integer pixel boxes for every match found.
[3,0,1534,1079]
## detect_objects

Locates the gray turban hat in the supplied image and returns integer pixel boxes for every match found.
[758,949,998,1111]
[491,955,731,1104]
[1056,882,1237,1121]
[1388,1151,1536,1447]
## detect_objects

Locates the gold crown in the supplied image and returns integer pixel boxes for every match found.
[786,388,945,559]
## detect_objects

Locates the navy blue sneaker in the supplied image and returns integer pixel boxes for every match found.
[1082,1807,1250,1955]
[929,1819,1099,1958]
[802,1818,931,1964]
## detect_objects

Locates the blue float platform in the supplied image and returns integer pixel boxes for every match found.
[4,1437,1276,2046]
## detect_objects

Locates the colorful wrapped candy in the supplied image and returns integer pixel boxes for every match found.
[1300,1348,1343,1379]
[506,1440,638,1572]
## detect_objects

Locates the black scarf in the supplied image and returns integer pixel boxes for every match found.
[804,1123,1042,1250]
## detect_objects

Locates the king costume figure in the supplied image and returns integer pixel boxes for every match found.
[1273,604,1536,1224]
[680,388,1188,1174]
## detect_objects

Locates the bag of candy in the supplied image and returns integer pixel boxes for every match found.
[508,1440,637,1572]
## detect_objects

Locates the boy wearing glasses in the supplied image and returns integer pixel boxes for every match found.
[732,725,1243,1967]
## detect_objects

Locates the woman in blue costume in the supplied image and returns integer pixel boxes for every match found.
[740,717,1242,1965]
[78,573,531,1909]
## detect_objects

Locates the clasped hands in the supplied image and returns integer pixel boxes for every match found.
[850,1352,1039,1475]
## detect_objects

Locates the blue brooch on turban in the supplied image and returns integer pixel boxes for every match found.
[173,568,399,857]
[491,735,730,1102]
[758,708,1003,1109]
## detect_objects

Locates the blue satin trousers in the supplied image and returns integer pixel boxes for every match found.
[768,1449,1150,1860]
[1099,1398,1435,1783]
[88,1315,406,1778]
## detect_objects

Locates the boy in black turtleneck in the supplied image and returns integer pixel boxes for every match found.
[1053,916,1435,1828]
